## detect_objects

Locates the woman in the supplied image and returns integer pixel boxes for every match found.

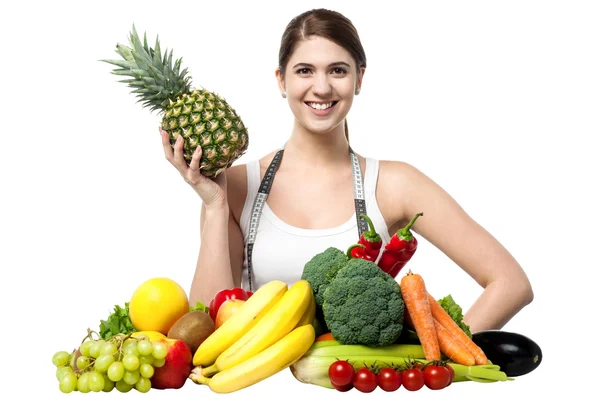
[160,8,533,332]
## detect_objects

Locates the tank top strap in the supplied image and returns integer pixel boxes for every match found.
[363,158,378,200]
[363,158,392,243]
[240,160,261,240]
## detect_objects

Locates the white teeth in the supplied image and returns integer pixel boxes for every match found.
[308,102,334,110]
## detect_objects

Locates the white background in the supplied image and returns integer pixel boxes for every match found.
[1,0,598,397]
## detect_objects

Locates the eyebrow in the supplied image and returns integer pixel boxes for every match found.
[292,62,352,69]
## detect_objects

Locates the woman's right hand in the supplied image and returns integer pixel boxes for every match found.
[160,127,228,209]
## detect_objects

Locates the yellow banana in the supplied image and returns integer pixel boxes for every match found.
[201,324,316,393]
[192,280,288,366]
[295,288,316,328]
[202,279,312,376]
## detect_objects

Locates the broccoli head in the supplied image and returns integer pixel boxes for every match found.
[301,247,349,307]
[322,258,405,347]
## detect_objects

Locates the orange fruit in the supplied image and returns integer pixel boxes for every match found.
[129,277,190,335]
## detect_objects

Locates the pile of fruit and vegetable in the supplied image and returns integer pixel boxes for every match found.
[51,213,542,394]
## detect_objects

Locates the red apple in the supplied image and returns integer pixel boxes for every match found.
[151,338,193,390]
[215,299,246,329]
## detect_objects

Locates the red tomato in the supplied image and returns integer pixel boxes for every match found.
[377,368,402,392]
[328,360,355,387]
[353,367,378,393]
[402,368,425,391]
[422,365,451,390]
[331,381,353,392]
[444,364,455,386]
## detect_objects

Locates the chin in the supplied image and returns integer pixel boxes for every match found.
[301,120,345,135]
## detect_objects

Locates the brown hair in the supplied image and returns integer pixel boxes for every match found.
[278,9,367,142]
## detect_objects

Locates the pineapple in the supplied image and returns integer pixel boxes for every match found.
[102,25,249,179]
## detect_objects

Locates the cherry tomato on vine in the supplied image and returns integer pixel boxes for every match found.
[402,368,425,391]
[444,364,455,386]
[377,368,402,392]
[331,381,354,392]
[353,367,378,393]
[412,362,425,370]
[422,364,451,390]
[328,360,355,387]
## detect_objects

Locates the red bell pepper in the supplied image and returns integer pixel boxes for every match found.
[377,212,423,277]
[346,214,382,262]
[208,288,252,322]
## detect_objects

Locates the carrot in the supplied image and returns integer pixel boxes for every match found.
[433,319,475,366]
[400,270,441,361]
[427,293,488,365]
[315,332,335,342]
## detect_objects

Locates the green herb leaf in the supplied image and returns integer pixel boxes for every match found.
[99,302,137,340]
[437,295,472,338]
[190,301,208,313]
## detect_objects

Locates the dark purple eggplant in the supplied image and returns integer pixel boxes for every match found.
[472,330,542,377]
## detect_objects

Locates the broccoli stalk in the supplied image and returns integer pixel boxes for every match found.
[322,258,405,347]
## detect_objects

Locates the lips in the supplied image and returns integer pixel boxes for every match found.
[305,101,338,110]
[305,101,338,116]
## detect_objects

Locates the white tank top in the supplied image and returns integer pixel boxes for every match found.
[239,157,391,291]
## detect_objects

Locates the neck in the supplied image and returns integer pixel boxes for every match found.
[281,121,350,169]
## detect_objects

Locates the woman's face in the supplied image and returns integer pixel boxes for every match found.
[277,36,363,136]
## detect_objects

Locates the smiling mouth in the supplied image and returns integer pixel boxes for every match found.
[305,101,338,111]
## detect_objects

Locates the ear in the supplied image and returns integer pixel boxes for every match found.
[356,67,366,91]
[275,67,285,93]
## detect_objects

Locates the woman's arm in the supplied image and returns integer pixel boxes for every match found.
[160,129,245,307]
[189,201,245,307]
[380,161,534,332]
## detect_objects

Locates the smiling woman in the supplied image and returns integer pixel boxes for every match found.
[276,11,366,140]
[160,8,533,335]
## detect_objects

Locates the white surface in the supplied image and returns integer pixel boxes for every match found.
[1,0,598,397]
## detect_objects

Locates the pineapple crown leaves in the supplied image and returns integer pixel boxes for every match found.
[101,24,193,113]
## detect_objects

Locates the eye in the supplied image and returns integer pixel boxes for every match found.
[331,67,347,75]
[296,68,311,75]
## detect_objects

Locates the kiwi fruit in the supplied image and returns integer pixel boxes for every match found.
[167,310,215,353]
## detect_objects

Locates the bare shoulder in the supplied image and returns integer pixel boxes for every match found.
[257,150,280,173]
[376,160,431,228]
[378,159,423,187]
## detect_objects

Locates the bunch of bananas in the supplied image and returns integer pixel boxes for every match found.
[189,280,316,393]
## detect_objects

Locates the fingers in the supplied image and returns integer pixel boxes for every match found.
[160,127,207,185]
[160,127,174,163]
[160,127,187,170]
[171,134,188,170]
[189,145,203,173]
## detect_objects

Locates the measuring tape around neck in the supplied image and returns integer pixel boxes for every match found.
[245,147,368,291]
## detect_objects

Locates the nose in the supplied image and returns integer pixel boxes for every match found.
[311,72,332,96]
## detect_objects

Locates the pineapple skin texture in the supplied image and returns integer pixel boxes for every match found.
[162,89,249,179]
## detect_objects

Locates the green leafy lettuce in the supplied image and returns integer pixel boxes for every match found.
[190,301,208,312]
[437,295,472,338]
[99,302,137,340]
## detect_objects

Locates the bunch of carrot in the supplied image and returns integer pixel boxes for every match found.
[400,270,488,366]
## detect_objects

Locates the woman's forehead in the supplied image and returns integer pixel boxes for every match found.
[289,36,354,67]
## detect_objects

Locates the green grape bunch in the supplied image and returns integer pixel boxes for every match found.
[52,329,168,393]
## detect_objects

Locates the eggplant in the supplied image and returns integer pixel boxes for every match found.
[472,330,542,377]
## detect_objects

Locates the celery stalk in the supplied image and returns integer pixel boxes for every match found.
[308,340,341,350]
[306,344,425,359]
[448,363,514,382]
[290,355,335,389]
